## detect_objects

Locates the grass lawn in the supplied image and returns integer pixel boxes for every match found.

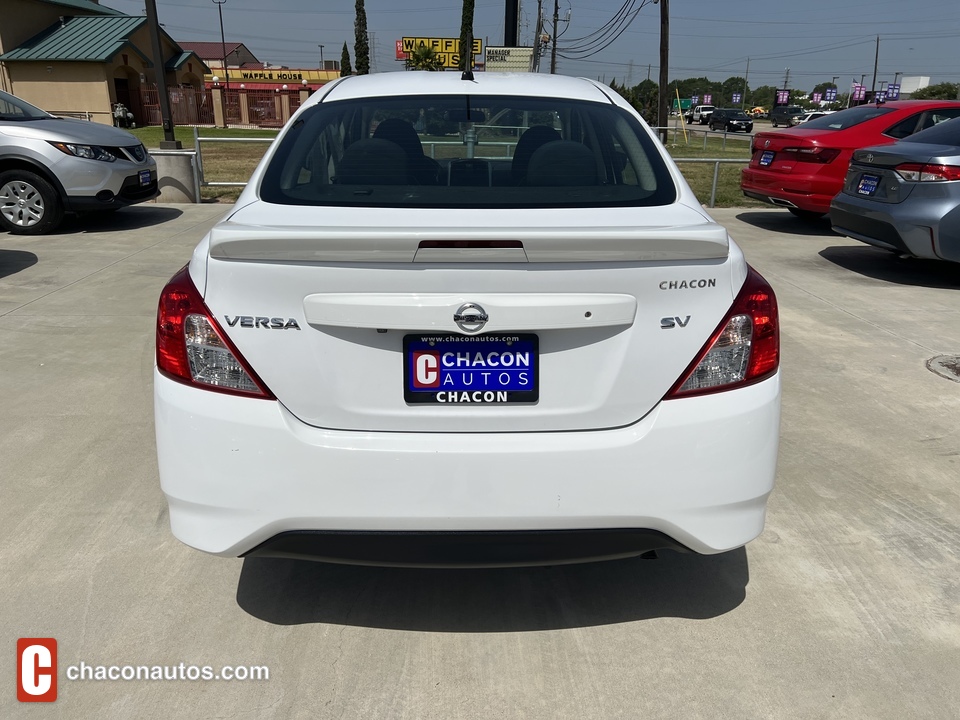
[132,126,762,207]
[663,131,765,208]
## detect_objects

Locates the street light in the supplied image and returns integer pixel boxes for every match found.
[212,0,228,90]
[318,44,325,70]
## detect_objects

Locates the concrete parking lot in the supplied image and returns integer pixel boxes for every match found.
[2,205,959,719]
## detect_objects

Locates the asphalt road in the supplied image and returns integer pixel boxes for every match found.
[2,205,959,719]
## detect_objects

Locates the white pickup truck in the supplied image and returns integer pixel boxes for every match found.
[688,105,714,125]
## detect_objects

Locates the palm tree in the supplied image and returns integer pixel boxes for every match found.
[459,0,475,72]
[405,46,445,72]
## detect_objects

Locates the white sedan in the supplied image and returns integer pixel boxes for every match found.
[797,110,836,124]
[155,71,780,567]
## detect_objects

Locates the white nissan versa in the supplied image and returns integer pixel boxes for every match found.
[155,72,780,567]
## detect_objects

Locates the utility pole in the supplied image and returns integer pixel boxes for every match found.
[550,0,559,74]
[318,44,324,69]
[144,0,179,147]
[742,57,750,109]
[533,0,544,71]
[504,0,519,46]
[656,0,669,141]
[871,35,879,96]
[213,0,228,90]
[647,63,651,82]
[782,67,790,91]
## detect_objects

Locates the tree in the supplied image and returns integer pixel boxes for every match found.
[720,76,748,107]
[354,0,370,75]
[750,85,779,109]
[405,46,445,71]
[458,0,475,72]
[911,82,960,100]
[340,42,353,77]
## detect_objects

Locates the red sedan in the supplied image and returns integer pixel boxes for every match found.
[741,100,960,218]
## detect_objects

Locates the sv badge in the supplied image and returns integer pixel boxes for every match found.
[660,316,691,329]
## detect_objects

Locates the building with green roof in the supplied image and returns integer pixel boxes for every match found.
[0,0,208,124]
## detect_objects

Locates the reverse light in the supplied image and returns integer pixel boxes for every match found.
[665,266,779,398]
[49,142,116,162]
[781,147,840,163]
[156,266,275,398]
[894,162,960,182]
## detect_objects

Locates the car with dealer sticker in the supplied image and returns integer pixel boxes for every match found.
[742,100,960,219]
[155,71,781,567]
[830,116,960,263]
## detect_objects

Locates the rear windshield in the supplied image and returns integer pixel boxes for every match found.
[260,94,676,208]
[902,115,960,145]
[800,105,894,130]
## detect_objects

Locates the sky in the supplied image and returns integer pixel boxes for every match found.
[104,0,960,92]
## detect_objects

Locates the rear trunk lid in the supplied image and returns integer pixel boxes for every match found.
[749,130,834,174]
[842,143,948,204]
[201,203,740,433]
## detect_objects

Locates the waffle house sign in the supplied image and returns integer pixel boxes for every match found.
[397,37,483,69]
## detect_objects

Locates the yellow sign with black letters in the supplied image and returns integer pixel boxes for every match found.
[400,37,483,69]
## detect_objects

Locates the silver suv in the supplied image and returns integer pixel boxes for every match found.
[0,90,157,235]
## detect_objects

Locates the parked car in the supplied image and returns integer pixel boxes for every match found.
[770,106,806,128]
[830,116,960,263]
[709,108,754,133]
[796,110,834,124]
[749,107,768,118]
[690,104,715,125]
[0,90,157,235]
[741,100,960,218]
[155,72,781,567]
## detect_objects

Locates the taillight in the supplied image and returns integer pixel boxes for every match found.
[782,147,840,163]
[665,266,779,399]
[894,162,960,182]
[156,265,275,399]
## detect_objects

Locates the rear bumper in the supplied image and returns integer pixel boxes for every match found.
[155,369,781,562]
[245,529,690,567]
[830,196,941,259]
[741,166,840,214]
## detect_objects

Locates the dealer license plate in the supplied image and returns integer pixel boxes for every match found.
[139,170,152,187]
[403,333,539,405]
[857,174,880,196]
[759,150,775,166]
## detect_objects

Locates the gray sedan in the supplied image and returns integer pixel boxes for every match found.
[830,117,960,263]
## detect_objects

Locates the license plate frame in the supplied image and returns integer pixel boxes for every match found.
[857,173,880,196]
[403,333,539,405]
[759,150,775,166]
[138,170,152,187]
